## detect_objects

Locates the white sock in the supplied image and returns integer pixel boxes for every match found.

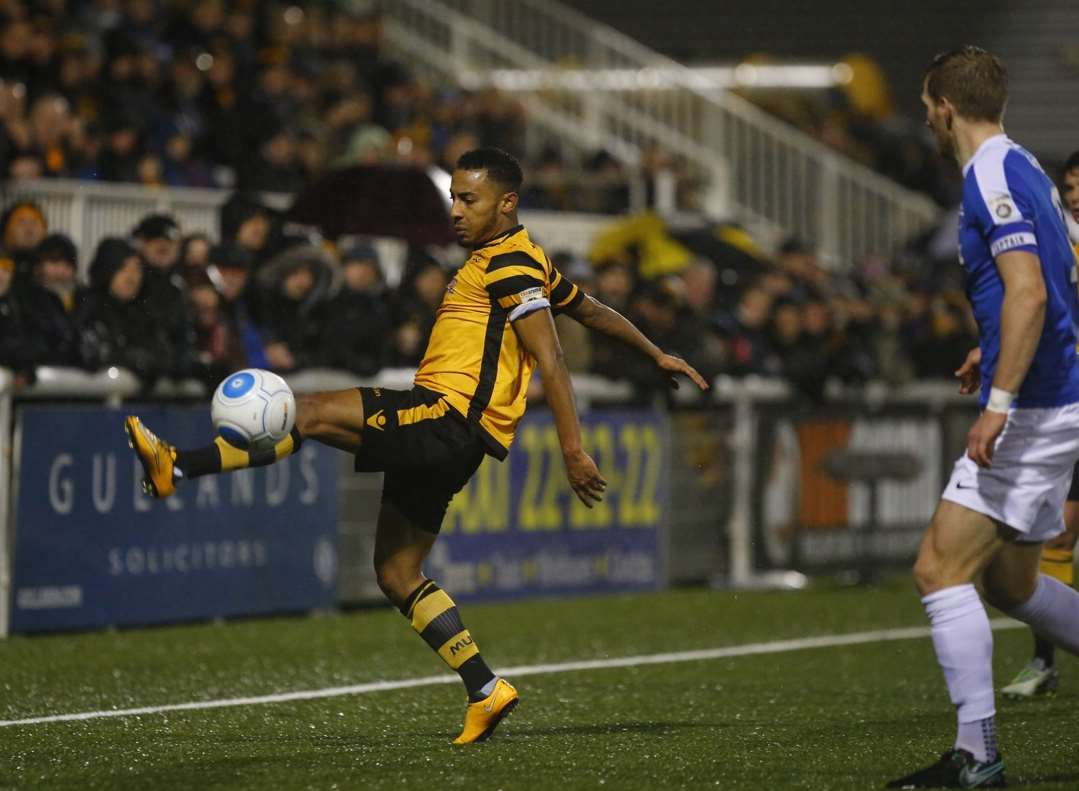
[922,584,997,761]
[956,717,999,764]
[477,677,498,698]
[1006,574,1079,656]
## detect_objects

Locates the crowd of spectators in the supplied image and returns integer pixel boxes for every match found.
[0,0,650,212]
[0,0,516,189]
[0,0,954,215]
[0,189,977,402]
[552,215,977,402]
[0,1,980,401]
[0,192,466,390]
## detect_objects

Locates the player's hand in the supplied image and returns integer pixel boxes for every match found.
[967,409,1007,468]
[656,353,710,391]
[954,347,982,395]
[563,448,607,508]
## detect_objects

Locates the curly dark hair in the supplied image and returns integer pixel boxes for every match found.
[456,147,523,193]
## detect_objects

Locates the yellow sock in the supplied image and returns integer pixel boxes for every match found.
[1040,547,1075,586]
[176,428,302,479]
[216,428,300,471]
[401,580,495,698]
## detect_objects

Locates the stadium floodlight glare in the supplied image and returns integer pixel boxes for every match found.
[459,63,852,93]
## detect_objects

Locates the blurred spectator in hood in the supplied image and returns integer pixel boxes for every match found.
[16,233,82,368]
[32,232,78,312]
[313,238,390,376]
[220,191,273,260]
[254,239,338,372]
[77,236,181,383]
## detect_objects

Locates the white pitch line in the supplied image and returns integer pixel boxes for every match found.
[0,617,1025,729]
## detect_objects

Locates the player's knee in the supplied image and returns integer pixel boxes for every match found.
[373,561,400,597]
[911,551,942,596]
[373,559,418,606]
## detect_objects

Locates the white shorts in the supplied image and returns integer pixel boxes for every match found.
[941,402,1079,543]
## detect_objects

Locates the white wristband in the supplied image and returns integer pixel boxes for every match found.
[986,387,1015,414]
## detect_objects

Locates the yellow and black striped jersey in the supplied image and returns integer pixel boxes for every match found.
[413,225,583,458]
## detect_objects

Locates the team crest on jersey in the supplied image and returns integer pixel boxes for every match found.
[989,194,1015,220]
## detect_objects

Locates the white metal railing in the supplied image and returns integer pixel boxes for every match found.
[1,180,228,276]
[1,179,611,275]
[380,0,940,265]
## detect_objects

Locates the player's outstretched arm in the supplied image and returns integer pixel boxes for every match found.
[566,294,710,390]
[513,307,608,508]
[968,249,1047,467]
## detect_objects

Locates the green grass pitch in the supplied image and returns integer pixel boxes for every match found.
[1,576,1076,790]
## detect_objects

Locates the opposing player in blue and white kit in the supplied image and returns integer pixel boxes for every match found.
[888,47,1079,789]
[1000,150,1079,700]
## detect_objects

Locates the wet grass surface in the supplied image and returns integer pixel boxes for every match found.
[1,576,1076,789]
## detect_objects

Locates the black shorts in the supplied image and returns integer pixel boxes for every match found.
[354,385,486,534]
[1069,459,1079,502]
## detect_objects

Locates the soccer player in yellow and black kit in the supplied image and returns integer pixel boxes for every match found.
[1000,150,1079,698]
[125,147,709,743]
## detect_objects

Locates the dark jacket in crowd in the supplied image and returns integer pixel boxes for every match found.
[771,334,830,402]
[0,283,45,374]
[75,239,181,381]
[314,288,392,376]
[254,242,338,370]
[714,315,774,377]
[138,265,198,376]
[14,283,82,367]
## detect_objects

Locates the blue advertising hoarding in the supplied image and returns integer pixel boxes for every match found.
[10,405,338,633]
[430,408,668,600]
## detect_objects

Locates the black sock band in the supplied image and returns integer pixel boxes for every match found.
[174,426,304,479]
[459,655,496,701]
[288,426,304,452]
[400,579,437,617]
[173,445,222,479]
